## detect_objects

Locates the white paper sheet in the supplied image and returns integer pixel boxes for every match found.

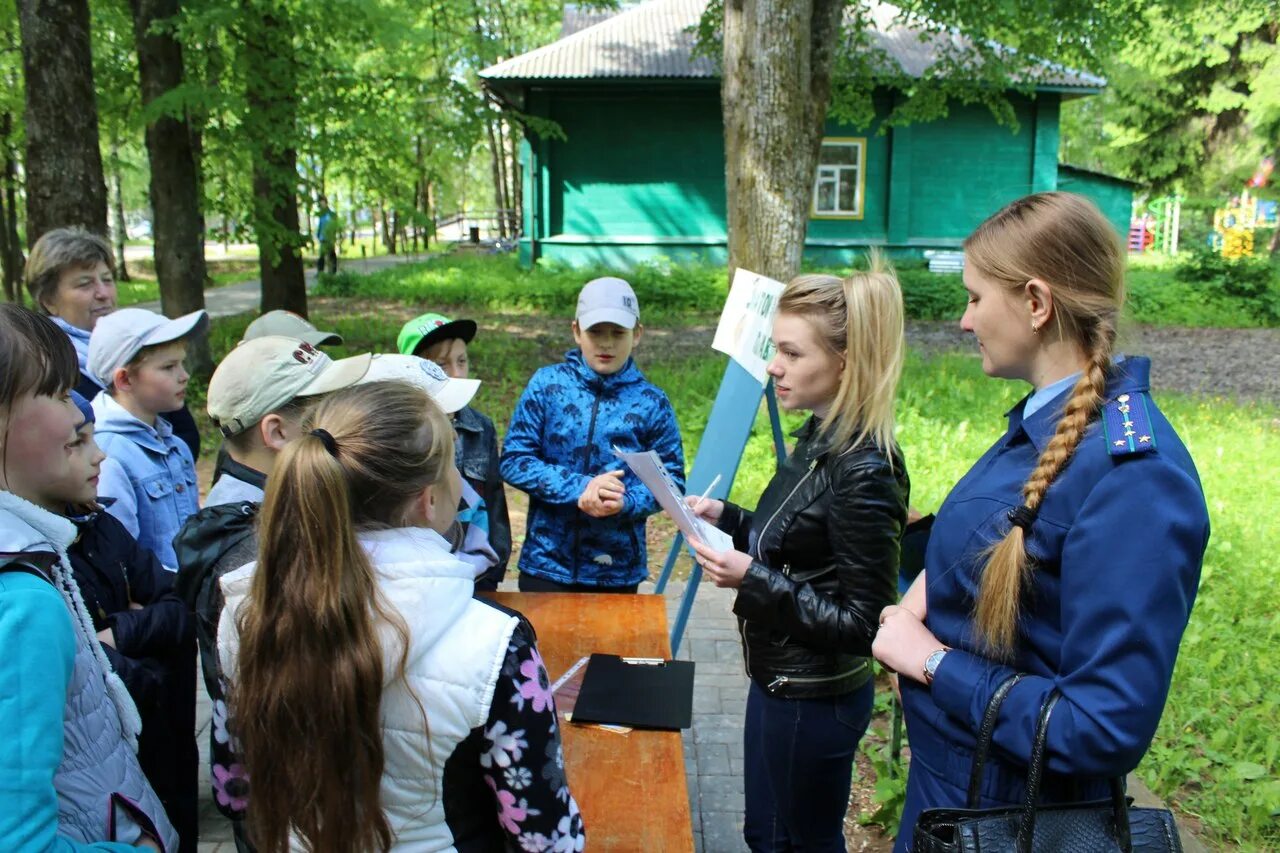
[711,268,786,384]
[613,447,735,553]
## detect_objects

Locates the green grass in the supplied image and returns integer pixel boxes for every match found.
[188,255,1278,848]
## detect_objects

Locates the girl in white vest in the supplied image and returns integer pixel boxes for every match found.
[218,381,585,852]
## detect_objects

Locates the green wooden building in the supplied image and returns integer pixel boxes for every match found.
[481,0,1130,268]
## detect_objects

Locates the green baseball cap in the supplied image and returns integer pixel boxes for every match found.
[397,312,477,357]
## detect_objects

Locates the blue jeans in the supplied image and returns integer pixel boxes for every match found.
[743,678,875,852]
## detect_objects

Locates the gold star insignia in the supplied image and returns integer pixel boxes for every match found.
[1114,439,1126,447]
[1124,429,1135,437]
[1139,435,1151,443]
[1123,420,1134,428]
[1118,404,1130,414]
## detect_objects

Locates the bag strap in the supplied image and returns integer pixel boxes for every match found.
[965,672,1026,807]
[1014,690,1133,853]
[0,560,54,584]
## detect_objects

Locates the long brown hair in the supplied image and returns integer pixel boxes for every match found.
[778,250,905,456]
[232,381,455,853]
[963,192,1124,656]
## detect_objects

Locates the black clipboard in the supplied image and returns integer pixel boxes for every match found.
[571,653,695,730]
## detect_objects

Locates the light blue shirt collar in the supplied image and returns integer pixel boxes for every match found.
[1023,371,1082,420]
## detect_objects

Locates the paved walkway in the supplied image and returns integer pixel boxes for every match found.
[132,252,427,318]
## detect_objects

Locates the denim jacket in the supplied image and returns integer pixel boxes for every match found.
[92,394,199,569]
[500,349,685,587]
[454,405,511,591]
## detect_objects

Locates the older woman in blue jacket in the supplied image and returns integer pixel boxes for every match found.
[873,193,1210,851]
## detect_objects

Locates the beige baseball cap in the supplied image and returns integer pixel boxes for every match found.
[207,336,371,437]
[358,354,480,414]
[242,309,343,346]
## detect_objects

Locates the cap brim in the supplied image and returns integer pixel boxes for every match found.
[299,329,344,346]
[297,353,372,396]
[577,308,637,330]
[416,319,478,353]
[139,310,210,347]
[430,376,480,414]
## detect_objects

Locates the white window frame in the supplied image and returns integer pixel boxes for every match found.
[811,137,867,220]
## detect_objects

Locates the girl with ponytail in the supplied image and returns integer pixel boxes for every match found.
[687,254,910,851]
[217,381,583,852]
[872,192,1210,850]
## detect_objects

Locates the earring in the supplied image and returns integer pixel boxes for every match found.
[1031,322,1040,334]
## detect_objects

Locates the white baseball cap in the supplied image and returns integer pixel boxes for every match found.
[88,307,210,387]
[207,336,372,436]
[358,354,480,414]
[576,277,639,330]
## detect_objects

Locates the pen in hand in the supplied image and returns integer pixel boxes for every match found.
[692,474,722,515]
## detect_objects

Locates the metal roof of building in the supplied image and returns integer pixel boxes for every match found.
[481,0,1104,90]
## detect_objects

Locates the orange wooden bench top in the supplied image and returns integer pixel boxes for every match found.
[486,592,695,852]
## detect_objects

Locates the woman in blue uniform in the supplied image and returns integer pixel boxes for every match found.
[872,192,1210,851]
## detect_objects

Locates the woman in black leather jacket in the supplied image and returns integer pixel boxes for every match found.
[689,261,910,852]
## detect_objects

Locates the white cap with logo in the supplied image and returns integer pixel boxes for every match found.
[576,276,639,330]
[358,354,480,414]
[207,336,371,436]
[88,307,210,387]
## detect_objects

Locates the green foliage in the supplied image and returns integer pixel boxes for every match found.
[1121,250,1280,327]
[1060,2,1280,197]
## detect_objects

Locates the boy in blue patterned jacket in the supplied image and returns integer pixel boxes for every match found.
[501,277,685,592]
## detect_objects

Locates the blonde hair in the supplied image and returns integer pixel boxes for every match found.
[964,192,1124,656]
[778,250,905,456]
[232,381,454,852]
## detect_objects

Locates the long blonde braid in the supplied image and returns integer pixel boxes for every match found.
[963,193,1125,657]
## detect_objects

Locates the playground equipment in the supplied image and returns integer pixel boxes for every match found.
[1129,195,1181,255]
[1210,157,1277,259]
[1212,190,1278,259]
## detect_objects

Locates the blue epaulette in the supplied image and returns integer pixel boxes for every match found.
[1101,391,1157,457]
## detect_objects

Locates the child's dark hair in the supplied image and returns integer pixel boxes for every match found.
[0,303,79,411]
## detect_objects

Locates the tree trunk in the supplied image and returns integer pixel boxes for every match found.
[244,8,306,315]
[17,0,108,242]
[109,141,131,282]
[0,169,13,303]
[0,111,23,303]
[722,0,843,282]
[508,119,522,237]
[129,0,212,371]
[485,117,508,239]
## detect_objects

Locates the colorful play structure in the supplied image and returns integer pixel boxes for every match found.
[1128,157,1278,258]
[1209,157,1277,259]
[1128,195,1182,255]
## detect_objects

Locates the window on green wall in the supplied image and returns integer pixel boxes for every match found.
[811,137,866,220]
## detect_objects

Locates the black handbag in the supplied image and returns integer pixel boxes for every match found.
[912,675,1183,852]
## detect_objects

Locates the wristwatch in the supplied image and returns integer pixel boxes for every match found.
[923,648,950,685]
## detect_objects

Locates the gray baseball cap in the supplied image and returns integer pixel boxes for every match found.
[243,309,343,346]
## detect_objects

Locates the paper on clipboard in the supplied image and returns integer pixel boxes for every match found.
[613,447,734,552]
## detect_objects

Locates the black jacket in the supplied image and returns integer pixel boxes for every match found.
[172,482,259,825]
[717,417,909,699]
[67,505,199,851]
